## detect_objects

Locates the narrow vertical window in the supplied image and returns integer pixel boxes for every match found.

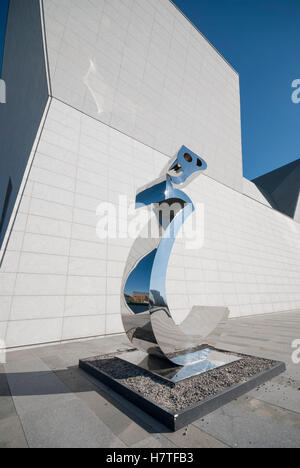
[0,177,12,235]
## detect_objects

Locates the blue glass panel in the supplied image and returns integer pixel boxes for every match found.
[124,250,157,314]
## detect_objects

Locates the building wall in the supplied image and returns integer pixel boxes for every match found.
[169,173,300,323]
[0,98,299,348]
[253,159,300,222]
[242,178,271,208]
[0,98,164,347]
[42,0,243,192]
[0,0,48,250]
[295,196,300,224]
[0,0,299,349]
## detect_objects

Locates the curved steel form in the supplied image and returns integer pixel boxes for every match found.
[121,146,229,365]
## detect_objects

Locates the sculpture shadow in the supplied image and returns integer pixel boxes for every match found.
[0,364,173,435]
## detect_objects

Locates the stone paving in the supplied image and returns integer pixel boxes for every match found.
[0,311,299,448]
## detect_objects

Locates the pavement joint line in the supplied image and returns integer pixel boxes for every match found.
[247,395,300,417]
[3,368,30,449]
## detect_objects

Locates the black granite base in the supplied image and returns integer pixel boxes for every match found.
[79,351,286,432]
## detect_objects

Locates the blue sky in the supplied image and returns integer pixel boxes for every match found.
[0,0,299,179]
[124,250,156,297]
[173,0,300,179]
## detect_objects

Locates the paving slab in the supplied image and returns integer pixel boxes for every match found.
[20,397,126,448]
[40,348,175,446]
[194,395,300,448]
[5,356,72,416]
[0,366,28,448]
[286,363,300,380]
[5,349,36,363]
[33,335,130,368]
[248,373,300,414]
[1,311,299,448]
[80,367,172,434]
[52,364,156,447]
[0,414,28,448]
[4,355,126,448]
[0,368,15,419]
[130,435,177,448]
[164,424,228,449]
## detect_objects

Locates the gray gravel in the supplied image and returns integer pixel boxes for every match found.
[85,351,278,412]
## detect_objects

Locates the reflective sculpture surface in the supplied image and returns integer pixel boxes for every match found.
[121,146,238,380]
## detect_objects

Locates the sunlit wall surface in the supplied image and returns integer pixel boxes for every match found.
[0,0,48,249]
[0,0,299,348]
[43,0,243,192]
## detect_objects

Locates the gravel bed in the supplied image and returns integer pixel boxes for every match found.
[85,350,278,412]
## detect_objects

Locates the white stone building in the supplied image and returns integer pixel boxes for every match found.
[0,0,299,349]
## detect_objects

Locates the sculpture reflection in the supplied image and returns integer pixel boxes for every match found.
[121,146,232,373]
[124,250,156,315]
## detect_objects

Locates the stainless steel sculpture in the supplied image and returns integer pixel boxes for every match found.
[121,146,239,382]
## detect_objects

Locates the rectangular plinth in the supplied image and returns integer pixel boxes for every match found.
[79,350,286,432]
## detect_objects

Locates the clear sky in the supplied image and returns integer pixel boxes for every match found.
[172,0,300,180]
[0,0,299,179]
[124,250,156,297]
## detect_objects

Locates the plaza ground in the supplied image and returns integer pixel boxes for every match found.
[0,310,300,448]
